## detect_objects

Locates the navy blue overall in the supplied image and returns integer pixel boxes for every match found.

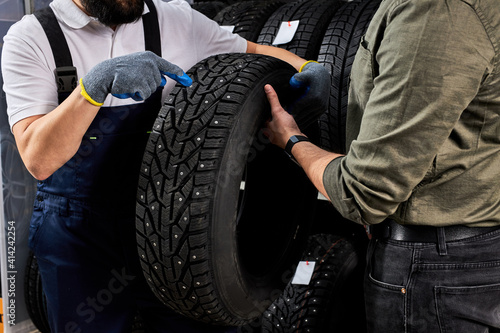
[30,3,236,333]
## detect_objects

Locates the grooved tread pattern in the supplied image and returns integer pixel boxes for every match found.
[24,251,51,333]
[214,0,285,42]
[260,234,360,332]
[191,1,226,19]
[317,0,382,152]
[257,0,343,59]
[136,53,297,326]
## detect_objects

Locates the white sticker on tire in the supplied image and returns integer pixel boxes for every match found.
[291,260,316,285]
[272,20,300,45]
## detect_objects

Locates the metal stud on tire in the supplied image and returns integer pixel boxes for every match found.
[260,234,367,332]
[136,53,318,326]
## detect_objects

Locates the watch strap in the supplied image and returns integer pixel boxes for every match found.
[284,135,310,161]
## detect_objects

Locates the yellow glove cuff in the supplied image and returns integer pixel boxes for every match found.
[79,78,104,107]
[299,60,319,73]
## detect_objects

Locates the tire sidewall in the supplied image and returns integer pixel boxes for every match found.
[212,69,296,319]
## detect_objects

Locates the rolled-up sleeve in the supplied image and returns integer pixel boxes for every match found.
[323,0,495,225]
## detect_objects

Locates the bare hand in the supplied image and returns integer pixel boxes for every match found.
[263,84,303,149]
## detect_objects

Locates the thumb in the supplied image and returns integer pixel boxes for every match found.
[156,56,184,76]
[289,75,306,89]
[162,71,193,87]
[289,70,312,89]
[264,84,284,116]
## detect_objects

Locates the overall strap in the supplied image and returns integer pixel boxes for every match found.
[34,7,76,104]
[142,0,163,111]
[143,0,162,57]
[34,1,163,104]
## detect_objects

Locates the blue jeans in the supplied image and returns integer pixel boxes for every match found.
[364,228,500,333]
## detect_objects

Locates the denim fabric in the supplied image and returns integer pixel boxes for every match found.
[364,229,500,333]
[30,191,237,333]
[28,91,237,332]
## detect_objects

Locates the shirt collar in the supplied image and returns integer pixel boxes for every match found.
[50,0,150,30]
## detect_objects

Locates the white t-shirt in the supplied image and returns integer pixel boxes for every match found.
[1,0,247,129]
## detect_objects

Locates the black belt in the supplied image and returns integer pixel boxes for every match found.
[369,219,500,243]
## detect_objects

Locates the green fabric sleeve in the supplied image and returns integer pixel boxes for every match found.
[323,0,495,225]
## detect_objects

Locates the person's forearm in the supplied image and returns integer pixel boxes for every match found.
[246,41,305,71]
[13,86,100,180]
[290,140,343,201]
[263,83,343,200]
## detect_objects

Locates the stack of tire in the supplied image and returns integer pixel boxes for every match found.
[136,0,382,331]
[26,0,382,332]
[213,0,381,331]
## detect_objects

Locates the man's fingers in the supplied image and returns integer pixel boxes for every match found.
[157,57,193,87]
[264,84,283,113]
[157,56,184,76]
[162,71,193,87]
[261,127,271,139]
[289,75,307,89]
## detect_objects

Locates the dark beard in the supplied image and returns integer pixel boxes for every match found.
[81,0,144,26]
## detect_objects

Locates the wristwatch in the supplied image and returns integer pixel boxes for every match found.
[284,135,310,163]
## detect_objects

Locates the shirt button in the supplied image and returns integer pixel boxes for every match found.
[36,195,44,202]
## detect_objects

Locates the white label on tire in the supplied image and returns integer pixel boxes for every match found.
[272,20,300,45]
[291,260,316,285]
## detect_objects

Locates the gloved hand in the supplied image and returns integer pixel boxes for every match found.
[80,51,192,106]
[287,61,330,128]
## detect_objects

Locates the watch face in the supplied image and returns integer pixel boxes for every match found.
[290,136,300,144]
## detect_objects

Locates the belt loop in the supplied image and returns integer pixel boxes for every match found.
[437,227,447,256]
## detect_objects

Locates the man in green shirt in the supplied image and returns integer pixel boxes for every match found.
[264,0,500,331]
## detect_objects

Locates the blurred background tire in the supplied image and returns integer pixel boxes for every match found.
[317,0,382,153]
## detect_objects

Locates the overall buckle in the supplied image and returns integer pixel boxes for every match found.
[55,66,78,93]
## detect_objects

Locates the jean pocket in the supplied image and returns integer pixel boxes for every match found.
[364,240,409,333]
[435,283,500,333]
[365,273,407,333]
[367,272,406,291]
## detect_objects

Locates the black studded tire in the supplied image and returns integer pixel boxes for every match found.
[260,234,367,332]
[256,0,342,59]
[317,0,382,153]
[213,1,284,42]
[24,251,51,333]
[136,53,318,326]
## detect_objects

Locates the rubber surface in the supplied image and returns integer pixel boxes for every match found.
[24,251,51,333]
[260,234,367,332]
[257,0,342,59]
[191,1,226,19]
[317,0,382,153]
[214,1,284,42]
[136,53,318,326]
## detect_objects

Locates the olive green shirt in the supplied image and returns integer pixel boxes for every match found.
[324,0,500,227]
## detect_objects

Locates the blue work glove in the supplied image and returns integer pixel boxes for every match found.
[288,61,330,128]
[80,51,192,106]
